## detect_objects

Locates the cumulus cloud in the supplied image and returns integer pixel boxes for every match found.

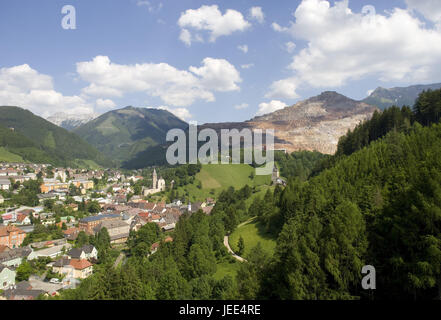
[188,57,242,92]
[249,7,265,24]
[0,64,92,117]
[157,106,192,121]
[177,5,251,45]
[266,78,299,99]
[267,0,441,99]
[77,55,241,107]
[234,103,249,110]
[256,100,286,116]
[238,44,248,53]
[405,0,441,25]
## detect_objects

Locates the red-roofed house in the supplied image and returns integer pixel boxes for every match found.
[52,258,93,279]
[16,213,31,225]
[150,242,160,254]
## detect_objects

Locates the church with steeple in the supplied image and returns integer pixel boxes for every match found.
[143,168,166,196]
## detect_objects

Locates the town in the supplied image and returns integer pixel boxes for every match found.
[0,162,216,300]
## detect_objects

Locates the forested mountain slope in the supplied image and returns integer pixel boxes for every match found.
[0,106,112,167]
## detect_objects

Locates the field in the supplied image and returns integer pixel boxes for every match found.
[213,259,242,280]
[175,164,272,202]
[229,218,277,259]
[0,147,24,162]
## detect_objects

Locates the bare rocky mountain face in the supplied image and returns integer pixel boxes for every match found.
[200,91,379,155]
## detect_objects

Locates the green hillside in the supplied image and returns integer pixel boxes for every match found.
[74,106,188,164]
[229,218,277,258]
[0,106,112,167]
[0,146,24,162]
[174,163,272,202]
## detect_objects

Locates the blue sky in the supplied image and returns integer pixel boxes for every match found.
[0,0,440,123]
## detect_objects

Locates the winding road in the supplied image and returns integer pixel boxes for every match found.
[224,235,247,262]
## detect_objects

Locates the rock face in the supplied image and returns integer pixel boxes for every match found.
[201,91,379,155]
[47,112,99,131]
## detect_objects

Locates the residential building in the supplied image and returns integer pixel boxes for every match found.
[66,248,86,260]
[94,220,130,244]
[52,258,93,279]
[67,245,97,260]
[0,225,26,249]
[3,281,45,300]
[0,179,10,191]
[40,179,94,194]
[15,213,31,225]
[0,247,32,267]
[0,264,15,290]
[79,213,121,235]
[62,227,80,240]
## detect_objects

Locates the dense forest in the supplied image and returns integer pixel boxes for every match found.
[47,89,441,300]
[275,150,328,181]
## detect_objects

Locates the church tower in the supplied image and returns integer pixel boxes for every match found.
[152,168,157,189]
[272,165,279,182]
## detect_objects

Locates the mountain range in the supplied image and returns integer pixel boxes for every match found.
[1,82,439,169]
[363,83,441,110]
[73,106,188,165]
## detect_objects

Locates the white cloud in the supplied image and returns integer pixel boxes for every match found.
[178,5,251,45]
[366,89,374,96]
[157,106,192,121]
[189,57,242,92]
[241,63,254,69]
[268,0,441,99]
[179,29,192,47]
[238,44,248,53]
[266,78,299,99]
[0,64,92,118]
[271,22,288,32]
[77,55,241,107]
[285,41,296,53]
[405,0,441,25]
[95,98,116,110]
[249,7,265,24]
[256,100,286,116]
[234,103,249,110]
[137,1,163,13]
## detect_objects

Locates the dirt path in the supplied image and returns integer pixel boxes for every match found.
[224,235,247,262]
[113,252,125,268]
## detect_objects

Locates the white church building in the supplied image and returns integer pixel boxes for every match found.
[143,168,166,196]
